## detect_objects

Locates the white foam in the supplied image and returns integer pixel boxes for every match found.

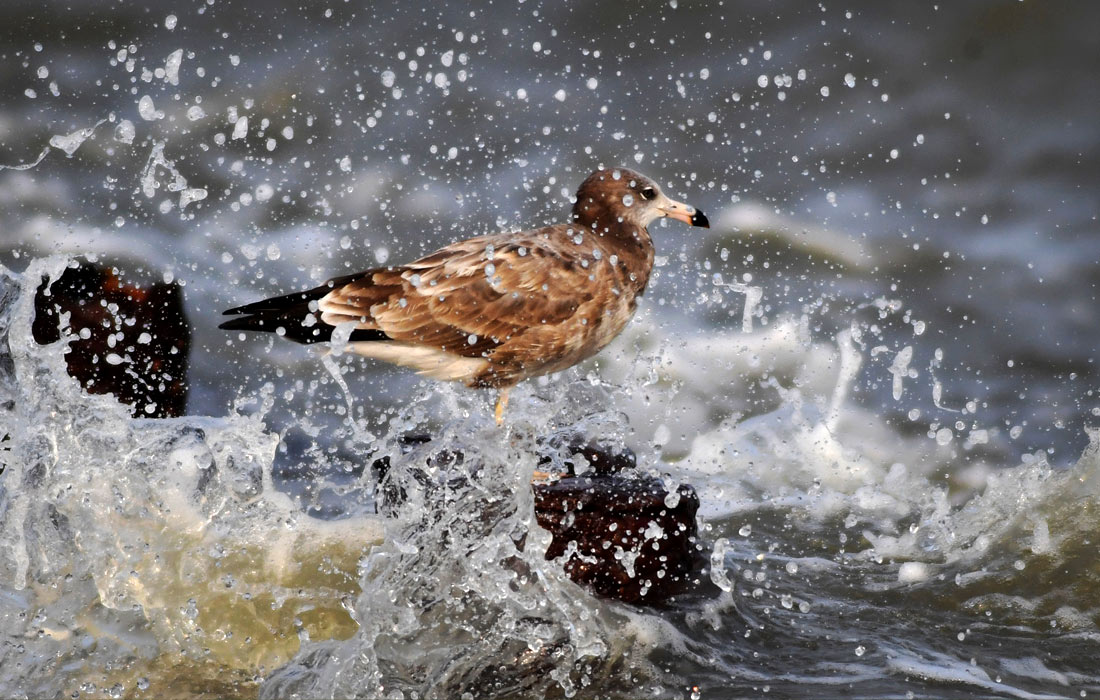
[886,647,1067,700]
[897,561,930,583]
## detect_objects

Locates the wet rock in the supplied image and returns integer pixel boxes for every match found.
[32,262,190,418]
[371,432,704,604]
[533,474,701,604]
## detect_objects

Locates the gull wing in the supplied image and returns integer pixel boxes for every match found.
[318,225,601,360]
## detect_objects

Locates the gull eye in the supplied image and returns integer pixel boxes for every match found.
[639,187,657,201]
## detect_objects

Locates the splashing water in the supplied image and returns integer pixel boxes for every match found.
[0,260,381,696]
[3,257,1100,699]
[0,260,664,698]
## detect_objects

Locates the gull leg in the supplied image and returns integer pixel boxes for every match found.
[494,388,511,426]
[491,390,552,480]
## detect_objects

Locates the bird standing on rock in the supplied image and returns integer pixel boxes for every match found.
[220,168,710,424]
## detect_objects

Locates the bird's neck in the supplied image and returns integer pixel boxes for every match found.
[573,214,655,295]
[614,227,656,296]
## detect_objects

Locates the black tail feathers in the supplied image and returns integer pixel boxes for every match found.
[219,304,330,344]
[220,274,387,345]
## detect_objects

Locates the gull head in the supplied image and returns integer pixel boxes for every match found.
[572,167,710,231]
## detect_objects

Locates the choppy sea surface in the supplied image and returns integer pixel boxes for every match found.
[1,1,1098,698]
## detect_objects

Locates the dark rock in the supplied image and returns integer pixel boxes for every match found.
[533,475,701,604]
[32,262,190,418]
[371,432,704,604]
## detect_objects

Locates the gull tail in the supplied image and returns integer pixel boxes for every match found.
[220,273,388,345]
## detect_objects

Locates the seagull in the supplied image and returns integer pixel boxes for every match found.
[220,167,709,424]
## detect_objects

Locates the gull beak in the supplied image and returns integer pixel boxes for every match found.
[658,197,710,228]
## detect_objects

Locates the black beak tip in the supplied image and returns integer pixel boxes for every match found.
[691,210,710,228]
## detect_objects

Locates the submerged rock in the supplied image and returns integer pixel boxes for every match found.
[32,261,190,418]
